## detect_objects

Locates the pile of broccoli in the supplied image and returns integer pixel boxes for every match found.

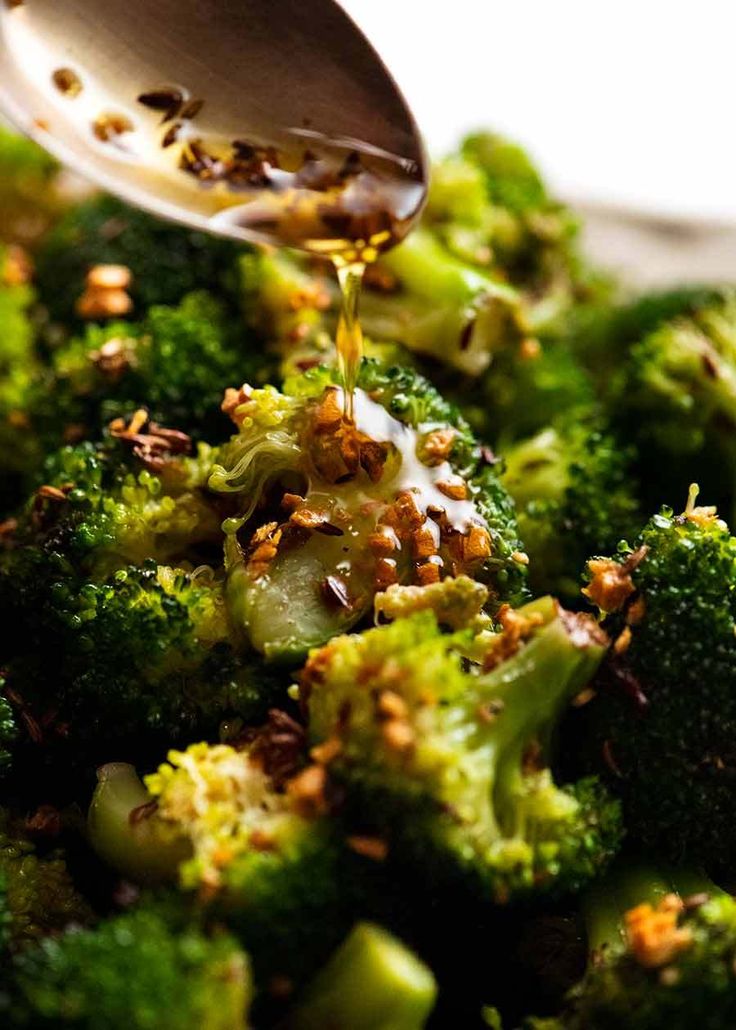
[3,119,736,1029]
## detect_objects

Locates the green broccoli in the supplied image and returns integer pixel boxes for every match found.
[0,127,60,246]
[603,290,736,513]
[209,361,526,660]
[0,809,92,955]
[5,904,252,1029]
[287,922,437,1030]
[34,194,244,323]
[0,249,45,506]
[87,735,365,991]
[0,439,284,777]
[359,227,527,377]
[535,866,736,1030]
[576,488,736,871]
[501,414,639,599]
[22,292,269,450]
[302,597,622,905]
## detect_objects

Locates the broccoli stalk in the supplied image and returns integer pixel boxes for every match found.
[575,487,736,872]
[302,597,622,905]
[360,228,525,376]
[288,922,437,1030]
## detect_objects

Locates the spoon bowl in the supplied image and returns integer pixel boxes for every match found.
[0,0,427,251]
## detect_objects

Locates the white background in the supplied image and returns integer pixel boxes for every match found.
[342,0,736,224]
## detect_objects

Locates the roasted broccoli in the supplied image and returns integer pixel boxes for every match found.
[87,732,363,991]
[605,290,736,513]
[502,413,639,598]
[4,904,252,1029]
[535,866,736,1030]
[0,809,92,955]
[575,488,736,871]
[34,193,244,323]
[302,596,622,905]
[22,291,268,450]
[0,438,283,777]
[210,360,527,660]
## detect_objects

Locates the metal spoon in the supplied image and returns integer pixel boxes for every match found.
[0,0,428,252]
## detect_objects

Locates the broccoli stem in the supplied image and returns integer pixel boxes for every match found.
[361,228,520,375]
[88,762,187,884]
[474,598,606,838]
[582,864,722,957]
[288,922,437,1030]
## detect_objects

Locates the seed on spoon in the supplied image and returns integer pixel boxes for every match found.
[52,68,83,98]
[92,112,134,143]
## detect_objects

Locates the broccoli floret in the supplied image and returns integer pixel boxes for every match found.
[424,133,607,334]
[1,438,285,776]
[209,361,526,659]
[34,194,243,323]
[570,284,729,382]
[539,867,736,1029]
[0,128,60,246]
[502,414,639,599]
[23,292,267,449]
[87,735,361,991]
[0,809,92,955]
[302,597,622,905]
[288,922,437,1030]
[2,558,282,777]
[475,339,596,445]
[603,290,736,513]
[6,904,252,1029]
[575,489,736,871]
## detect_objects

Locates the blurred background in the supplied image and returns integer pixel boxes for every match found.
[342,0,736,284]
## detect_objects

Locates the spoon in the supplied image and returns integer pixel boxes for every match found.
[0,0,428,253]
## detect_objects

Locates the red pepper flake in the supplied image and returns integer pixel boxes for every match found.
[347,835,389,861]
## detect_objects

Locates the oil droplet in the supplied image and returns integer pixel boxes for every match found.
[334,262,365,423]
[52,68,83,99]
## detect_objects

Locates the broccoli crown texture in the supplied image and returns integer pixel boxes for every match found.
[34,194,243,322]
[0,810,92,954]
[303,598,622,904]
[502,414,639,599]
[0,438,285,773]
[210,361,526,660]
[577,491,736,870]
[551,876,736,1030]
[612,292,736,454]
[88,734,360,990]
[5,905,252,1029]
[25,291,264,449]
